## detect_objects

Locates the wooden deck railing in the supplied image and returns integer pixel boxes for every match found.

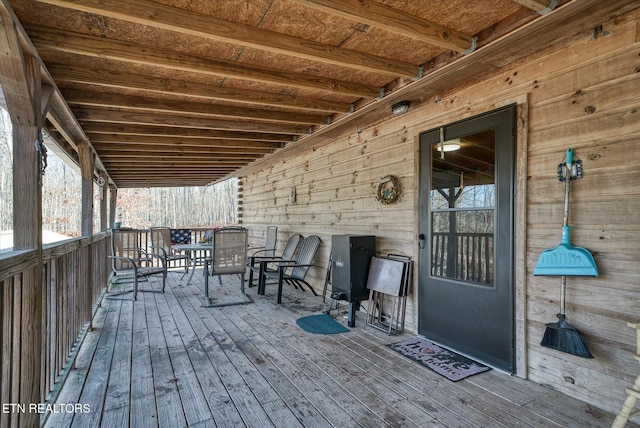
[0,226,229,426]
[0,233,109,427]
[431,232,494,285]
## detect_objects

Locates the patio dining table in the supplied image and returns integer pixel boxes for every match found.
[171,242,211,285]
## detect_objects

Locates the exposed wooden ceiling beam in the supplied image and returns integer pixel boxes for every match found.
[110,168,236,172]
[1,1,116,186]
[48,64,351,113]
[104,161,249,168]
[94,144,272,156]
[111,178,229,186]
[99,152,257,161]
[297,0,474,52]
[88,135,282,150]
[74,108,311,135]
[96,144,268,161]
[228,0,623,181]
[63,89,327,125]
[83,124,293,143]
[108,167,240,172]
[28,25,379,98]
[34,0,418,77]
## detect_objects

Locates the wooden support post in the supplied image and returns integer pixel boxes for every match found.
[99,171,108,231]
[0,10,47,425]
[79,140,94,236]
[78,141,95,347]
[109,185,118,229]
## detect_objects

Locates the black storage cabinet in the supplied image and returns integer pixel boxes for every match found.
[331,235,376,326]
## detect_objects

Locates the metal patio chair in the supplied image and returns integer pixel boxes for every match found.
[257,234,321,303]
[202,226,252,307]
[245,226,278,278]
[150,227,190,270]
[108,229,167,300]
[248,233,302,288]
[247,225,278,258]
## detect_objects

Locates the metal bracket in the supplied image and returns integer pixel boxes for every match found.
[538,0,559,15]
[463,36,478,55]
[414,65,424,80]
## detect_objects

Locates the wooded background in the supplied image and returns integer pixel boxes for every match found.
[1,109,238,239]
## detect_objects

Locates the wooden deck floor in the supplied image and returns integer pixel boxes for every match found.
[44,269,633,428]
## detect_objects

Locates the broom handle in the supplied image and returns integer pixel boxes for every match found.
[559,152,572,315]
[560,275,566,315]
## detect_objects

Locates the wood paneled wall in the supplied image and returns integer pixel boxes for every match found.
[240,10,640,415]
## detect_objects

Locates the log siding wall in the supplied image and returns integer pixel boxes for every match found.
[240,10,640,416]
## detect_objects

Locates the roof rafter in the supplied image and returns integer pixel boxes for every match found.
[63,89,327,125]
[93,144,273,156]
[34,0,418,77]
[75,107,310,135]
[297,0,474,52]
[47,64,351,113]
[82,123,292,142]
[88,135,282,151]
[28,25,380,99]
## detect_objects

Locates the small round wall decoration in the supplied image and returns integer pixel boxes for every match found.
[376,175,400,205]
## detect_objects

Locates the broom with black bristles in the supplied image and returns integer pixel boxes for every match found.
[539,149,594,358]
[541,275,593,358]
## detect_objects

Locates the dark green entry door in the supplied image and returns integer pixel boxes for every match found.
[418,105,516,372]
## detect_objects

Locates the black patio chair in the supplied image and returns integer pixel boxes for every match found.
[257,234,321,303]
[248,233,302,288]
[248,226,278,258]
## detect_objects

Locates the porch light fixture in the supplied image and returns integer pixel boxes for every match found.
[437,128,461,159]
[438,138,461,153]
[391,100,410,116]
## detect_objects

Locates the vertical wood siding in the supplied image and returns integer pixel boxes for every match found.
[240,11,640,416]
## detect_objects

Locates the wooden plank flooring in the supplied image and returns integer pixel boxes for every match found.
[44,270,636,428]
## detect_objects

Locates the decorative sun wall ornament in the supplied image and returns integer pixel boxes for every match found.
[376,175,400,205]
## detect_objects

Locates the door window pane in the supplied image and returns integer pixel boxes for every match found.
[430,130,495,286]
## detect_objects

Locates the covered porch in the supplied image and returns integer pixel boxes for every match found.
[45,270,620,428]
[1,0,640,427]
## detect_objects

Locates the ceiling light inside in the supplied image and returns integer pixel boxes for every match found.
[438,138,461,152]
